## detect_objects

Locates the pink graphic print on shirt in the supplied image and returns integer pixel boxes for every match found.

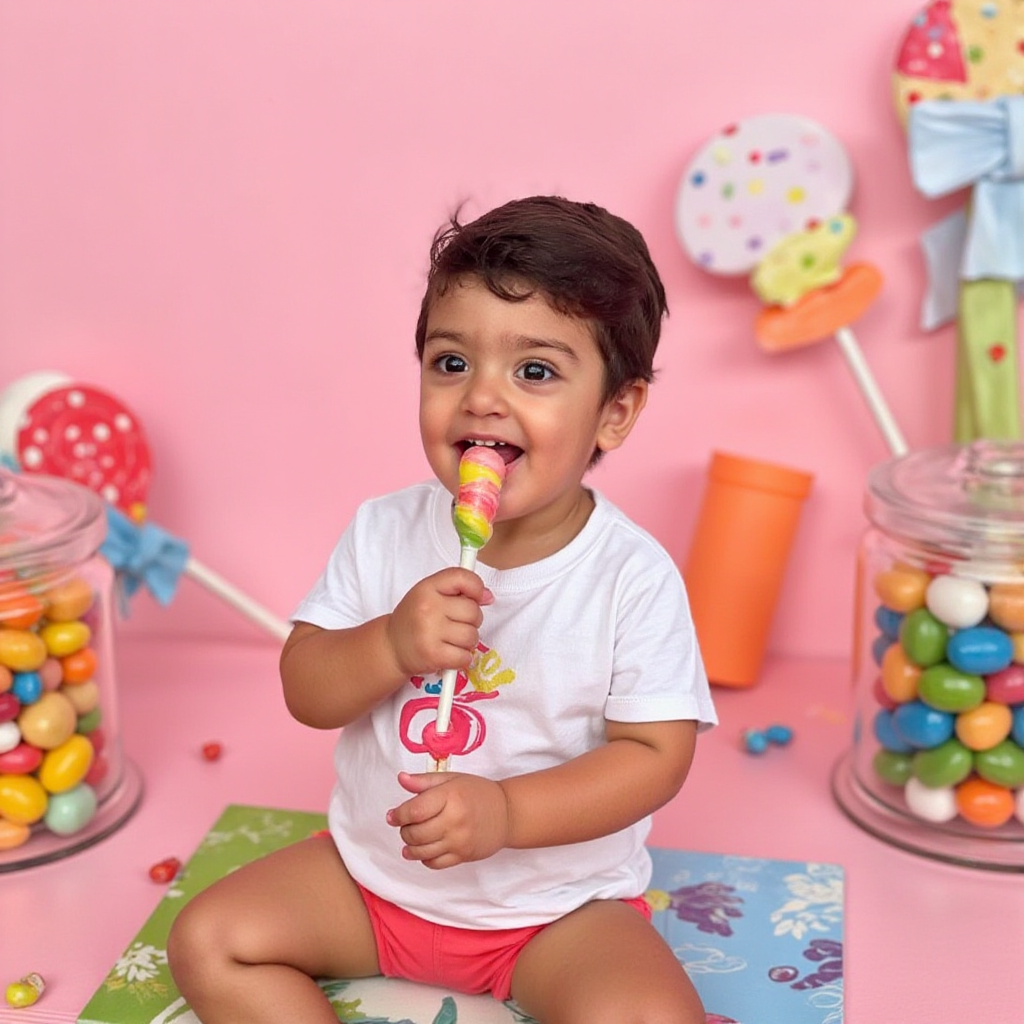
[398,641,515,761]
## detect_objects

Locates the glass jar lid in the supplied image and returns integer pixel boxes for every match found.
[0,468,106,569]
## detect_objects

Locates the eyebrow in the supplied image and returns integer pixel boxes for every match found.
[423,331,581,363]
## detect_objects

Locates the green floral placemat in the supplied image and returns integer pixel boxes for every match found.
[79,805,844,1024]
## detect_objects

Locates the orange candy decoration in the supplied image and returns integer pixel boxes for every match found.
[955,777,1015,828]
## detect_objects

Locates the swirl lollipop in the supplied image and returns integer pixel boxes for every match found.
[676,114,906,456]
[895,0,1024,442]
[429,444,506,771]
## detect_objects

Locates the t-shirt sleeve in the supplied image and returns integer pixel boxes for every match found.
[604,553,717,731]
[290,511,366,630]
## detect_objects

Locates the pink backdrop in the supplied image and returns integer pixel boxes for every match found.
[0,1,987,658]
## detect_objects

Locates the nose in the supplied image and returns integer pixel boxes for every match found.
[461,368,508,418]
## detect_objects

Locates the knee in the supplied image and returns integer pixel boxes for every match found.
[166,897,230,991]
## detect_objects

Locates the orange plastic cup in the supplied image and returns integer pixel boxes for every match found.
[684,452,813,688]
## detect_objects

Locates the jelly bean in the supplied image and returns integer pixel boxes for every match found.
[38,733,94,793]
[912,738,973,787]
[0,774,48,824]
[44,782,97,835]
[201,741,223,761]
[0,743,42,775]
[946,626,1014,675]
[0,722,20,755]
[925,575,988,629]
[17,690,77,749]
[62,679,99,715]
[0,665,10,692]
[988,582,1024,633]
[955,701,1013,751]
[898,608,948,667]
[874,709,913,753]
[742,729,768,754]
[39,657,63,691]
[149,856,182,883]
[904,776,958,822]
[39,620,90,658]
[76,706,102,733]
[872,675,898,711]
[874,605,903,640]
[974,740,1024,788]
[874,565,930,612]
[918,664,986,713]
[4,973,44,1009]
[881,645,921,704]
[84,753,108,786]
[871,634,892,666]
[955,776,1015,828]
[10,671,42,705]
[89,726,106,755]
[0,629,47,672]
[43,576,94,622]
[1012,632,1024,665]
[765,724,793,745]
[985,664,1024,705]
[0,818,30,850]
[61,646,97,684]
[873,749,913,785]
[0,692,19,723]
[0,584,44,629]
[892,700,955,749]
[1013,706,1024,747]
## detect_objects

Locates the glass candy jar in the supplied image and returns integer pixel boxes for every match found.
[0,468,141,869]
[834,441,1024,871]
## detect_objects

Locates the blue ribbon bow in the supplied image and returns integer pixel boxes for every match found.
[908,95,1024,329]
[100,505,190,608]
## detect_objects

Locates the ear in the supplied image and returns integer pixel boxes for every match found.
[595,380,648,454]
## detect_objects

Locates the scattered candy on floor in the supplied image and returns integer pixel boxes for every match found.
[743,724,794,754]
[5,973,44,1008]
[200,741,223,762]
[148,856,182,883]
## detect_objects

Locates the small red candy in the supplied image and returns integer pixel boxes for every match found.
[149,857,182,883]
[201,741,223,761]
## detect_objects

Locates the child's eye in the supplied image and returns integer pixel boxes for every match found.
[435,354,468,374]
[517,361,556,383]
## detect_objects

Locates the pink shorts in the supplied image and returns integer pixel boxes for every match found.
[356,882,651,1002]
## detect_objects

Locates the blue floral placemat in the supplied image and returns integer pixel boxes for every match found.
[78,805,843,1024]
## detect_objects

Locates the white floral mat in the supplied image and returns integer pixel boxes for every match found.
[78,805,844,1024]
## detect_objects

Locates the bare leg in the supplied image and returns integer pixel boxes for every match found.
[167,836,379,1024]
[510,900,705,1024]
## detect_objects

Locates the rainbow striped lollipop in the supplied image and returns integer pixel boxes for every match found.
[430,445,506,770]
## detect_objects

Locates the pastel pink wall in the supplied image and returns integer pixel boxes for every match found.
[0,2,987,658]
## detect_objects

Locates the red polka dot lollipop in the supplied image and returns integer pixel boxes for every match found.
[16,383,152,522]
[0,372,290,642]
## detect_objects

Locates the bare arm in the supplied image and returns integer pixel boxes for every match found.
[389,718,698,867]
[279,566,494,729]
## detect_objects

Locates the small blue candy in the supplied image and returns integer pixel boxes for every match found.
[765,724,793,746]
[10,671,42,705]
[742,729,769,754]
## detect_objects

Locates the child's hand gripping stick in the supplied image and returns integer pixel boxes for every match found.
[428,445,505,771]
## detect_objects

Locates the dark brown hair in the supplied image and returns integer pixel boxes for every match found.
[414,196,668,403]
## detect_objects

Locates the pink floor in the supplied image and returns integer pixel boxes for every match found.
[2,638,1022,1023]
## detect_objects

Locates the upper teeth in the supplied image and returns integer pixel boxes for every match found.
[469,440,505,447]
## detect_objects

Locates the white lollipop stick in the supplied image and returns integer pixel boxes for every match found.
[184,556,291,641]
[428,446,505,772]
[833,326,908,457]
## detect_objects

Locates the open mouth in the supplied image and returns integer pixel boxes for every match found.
[457,439,523,466]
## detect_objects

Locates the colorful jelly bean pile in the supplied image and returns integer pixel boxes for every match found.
[870,563,1024,829]
[0,575,106,851]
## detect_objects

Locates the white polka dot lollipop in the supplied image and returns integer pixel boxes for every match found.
[676,114,907,457]
[675,114,854,276]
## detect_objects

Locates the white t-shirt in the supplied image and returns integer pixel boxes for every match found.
[292,480,716,929]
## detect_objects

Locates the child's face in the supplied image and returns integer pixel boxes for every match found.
[419,275,645,557]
